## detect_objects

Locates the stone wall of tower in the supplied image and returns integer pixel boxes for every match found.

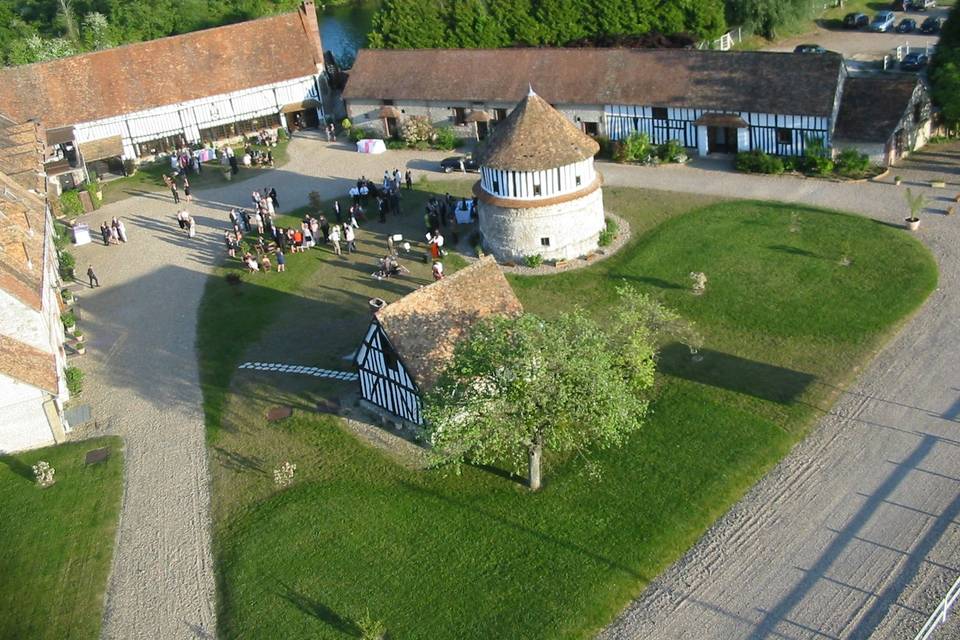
[479,188,605,262]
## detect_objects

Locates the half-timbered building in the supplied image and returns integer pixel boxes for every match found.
[354,257,523,426]
[0,1,327,188]
[342,48,929,165]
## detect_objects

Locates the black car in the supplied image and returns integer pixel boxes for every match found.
[794,44,827,53]
[921,16,943,33]
[901,52,930,70]
[896,18,917,33]
[440,156,479,173]
[910,0,936,11]
[843,12,869,28]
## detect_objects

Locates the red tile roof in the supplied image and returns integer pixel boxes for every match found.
[0,2,324,129]
[376,256,523,390]
[344,48,845,118]
[0,334,58,395]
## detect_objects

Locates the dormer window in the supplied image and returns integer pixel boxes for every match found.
[533,184,542,196]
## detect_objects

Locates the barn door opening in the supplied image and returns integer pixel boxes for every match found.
[708,126,738,154]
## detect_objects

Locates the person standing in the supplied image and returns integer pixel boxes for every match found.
[405,170,412,190]
[115,218,128,243]
[269,187,279,210]
[100,222,110,246]
[378,196,387,223]
[87,265,100,288]
[329,223,341,257]
[170,180,180,204]
[188,215,197,238]
[333,199,342,224]
[343,223,356,254]
[320,216,330,244]
[183,177,192,203]
[276,248,286,272]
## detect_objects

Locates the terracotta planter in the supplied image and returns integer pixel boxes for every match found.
[906,217,920,231]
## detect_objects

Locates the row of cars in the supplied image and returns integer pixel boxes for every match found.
[844,11,943,34]
[793,43,929,69]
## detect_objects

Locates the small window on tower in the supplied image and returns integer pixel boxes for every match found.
[533,184,542,196]
[776,128,792,145]
[492,179,500,192]
[541,237,550,247]
[575,175,582,186]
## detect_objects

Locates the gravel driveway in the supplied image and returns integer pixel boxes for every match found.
[597,155,960,639]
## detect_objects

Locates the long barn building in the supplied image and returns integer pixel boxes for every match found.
[342,48,931,165]
[0,2,327,188]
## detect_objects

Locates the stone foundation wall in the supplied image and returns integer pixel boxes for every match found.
[479,188,605,262]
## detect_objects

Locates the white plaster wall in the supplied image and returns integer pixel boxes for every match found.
[737,128,750,152]
[0,374,55,453]
[0,289,49,352]
[479,187,605,262]
[696,126,709,156]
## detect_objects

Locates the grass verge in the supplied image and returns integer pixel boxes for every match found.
[0,437,124,640]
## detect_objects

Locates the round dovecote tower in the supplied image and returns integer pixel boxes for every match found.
[475,87,604,263]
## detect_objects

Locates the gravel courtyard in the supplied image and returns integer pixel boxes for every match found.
[69,135,960,639]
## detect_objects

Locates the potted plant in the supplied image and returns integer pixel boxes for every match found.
[74,341,86,355]
[894,175,902,186]
[61,289,74,305]
[73,328,85,343]
[61,311,76,331]
[904,188,924,231]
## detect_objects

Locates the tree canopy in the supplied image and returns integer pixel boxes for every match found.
[931,5,960,130]
[370,0,728,49]
[423,286,700,491]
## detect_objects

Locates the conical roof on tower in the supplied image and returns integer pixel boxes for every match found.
[476,88,600,172]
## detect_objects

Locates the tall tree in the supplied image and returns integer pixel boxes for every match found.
[369,0,449,48]
[448,0,508,47]
[535,0,593,45]
[489,0,542,45]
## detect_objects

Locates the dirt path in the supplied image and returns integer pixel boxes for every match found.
[597,156,960,639]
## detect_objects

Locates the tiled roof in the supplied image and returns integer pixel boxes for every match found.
[0,121,47,312]
[0,334,58,395]
[376,256,523,390]
[0,2,323,129]
[834,76,921,143]
[344,48,845,117]
[478,90,599,171]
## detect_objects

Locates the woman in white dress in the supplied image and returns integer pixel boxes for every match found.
[188,215,197,238]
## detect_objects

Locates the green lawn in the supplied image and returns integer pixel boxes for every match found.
[205,187,937,639]
[0,437,124,640]
[101,138,291,205]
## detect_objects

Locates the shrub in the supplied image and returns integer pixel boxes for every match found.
[84,182,101,210]
[122,158,138,176]
[614,132,653,163]
[61,311,76,328]
[433,126,458,151]
[594,135,614,159]
[58,251,76,280]
[834,148,871,177]
[340,118,352,130]
[65,366,84,396]
[386,139,408,150]
[656,139,687,163]
[349,127,378,143]
[402,116,435,145]
[801,136,834,176]
[598,217,618,247]
[61,289,73,302]
[277,127,289,141]
[32,461,56,488]
[735,150,784,175]
[524,254,544,268]
[53,221,69,251]
[59,190,84,218]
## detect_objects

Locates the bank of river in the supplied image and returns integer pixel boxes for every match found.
[319,0,381,67]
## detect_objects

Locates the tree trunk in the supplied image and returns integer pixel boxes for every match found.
[528,437,542,491]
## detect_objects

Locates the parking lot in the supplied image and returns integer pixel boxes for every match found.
[765,4,950,65]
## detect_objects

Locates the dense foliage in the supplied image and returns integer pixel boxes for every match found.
[725,0,818,39]
[0,0,306,65]
[369,0,727,48]
[930,4,960,130]
[735,146,874,179]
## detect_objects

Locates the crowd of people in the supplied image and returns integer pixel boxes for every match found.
[99,217,128,245]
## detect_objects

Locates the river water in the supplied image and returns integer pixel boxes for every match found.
[319,0,381,68]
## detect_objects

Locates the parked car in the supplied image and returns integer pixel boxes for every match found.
[901,52,930,71]
[921,16,943,33]
[844,12,870,28]
[896,18,917,32]
[891,0,909,9]
[910,0,937,11]
[440,156,479,173]
[794,44,827,53]
[869,11,897,32]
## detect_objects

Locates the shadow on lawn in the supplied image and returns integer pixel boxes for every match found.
[659,343,815,405]
[767,244,820,260]
[0,452,34,481]
[278,582,361,637]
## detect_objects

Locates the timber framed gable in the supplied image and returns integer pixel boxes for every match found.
[354,320,423,425]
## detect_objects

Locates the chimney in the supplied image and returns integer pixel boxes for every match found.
[298,1,324,68]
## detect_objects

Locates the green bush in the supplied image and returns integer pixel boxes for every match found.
[122,158,138,176]
[58,251,76,280]
[59,190,84,218]
[61,289,73,302]
[340,118,352,130]
[61,311,76,328]
[524,254,544,268]
[735,150,784,175]
[84,182,101,210]
[277,127,289,141]
[656,139,687,163]
[433,126,458,151]
[65,366,84,396]
[349,127,378,143]
[386,139,408,150]
[835,149,871,177]
[53,221,69,251]
[598,217,619,247]
[614,132,653,163]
